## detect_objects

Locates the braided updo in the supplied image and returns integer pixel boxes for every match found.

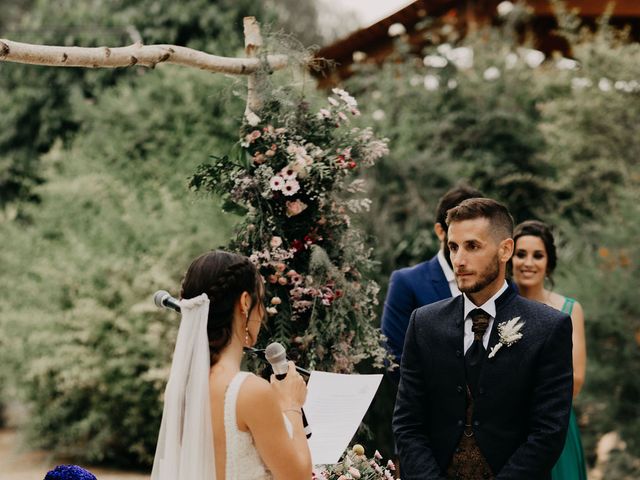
[180,250,263,365]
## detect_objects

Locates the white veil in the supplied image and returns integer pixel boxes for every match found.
[151,293,216,480]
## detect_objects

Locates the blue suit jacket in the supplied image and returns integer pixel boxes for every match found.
[381,255,452,380]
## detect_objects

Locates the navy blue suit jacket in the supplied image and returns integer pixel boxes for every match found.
[392,287,573,479]
[382,255,452,379]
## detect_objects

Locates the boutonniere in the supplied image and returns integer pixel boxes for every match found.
[488,316,525,358]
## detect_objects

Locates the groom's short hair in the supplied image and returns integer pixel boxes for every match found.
[446,198,514,240]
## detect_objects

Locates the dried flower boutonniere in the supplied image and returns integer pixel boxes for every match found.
[488,316,525,358]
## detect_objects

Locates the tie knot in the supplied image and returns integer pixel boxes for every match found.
[469,309,490,340]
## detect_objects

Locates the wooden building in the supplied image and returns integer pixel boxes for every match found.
[314,0,640,87]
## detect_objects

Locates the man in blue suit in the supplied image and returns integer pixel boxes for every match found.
[382,185,483,382]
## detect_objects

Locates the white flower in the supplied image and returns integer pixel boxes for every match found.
[244,110,261,126]
[372,109,386,121]
[447,79,458,90]
[598,77,612,92]
[280,166,298,180]
[488,316,525,358]
[505,52,518,70]
[282,179,300,196]
[352,50,367,63]
[387,22,406,37]
[447,47,474,70]
[483,66,501,81]
[497,1,515,17]
[332,88,358,108]
[423,54,448,68]
[317,108,331,119]
[437,43,453,56]
[269,175,285,191]
[424,74,440,91]
[520,48,545,68]
[571,77,592,90]
[327,96,339,107]
[556,57,579,70]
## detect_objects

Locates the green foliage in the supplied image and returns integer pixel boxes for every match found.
[0,0,311,212]
[347,31,561,276]
[0,66,241,466]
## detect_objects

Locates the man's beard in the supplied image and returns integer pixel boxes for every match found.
[459,255,501,294]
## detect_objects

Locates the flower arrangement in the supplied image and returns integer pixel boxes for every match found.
[44,465,97,480]
[314,444,396,480]
[190,87,390,372]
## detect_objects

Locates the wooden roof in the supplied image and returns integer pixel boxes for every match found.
[314,0,640,87]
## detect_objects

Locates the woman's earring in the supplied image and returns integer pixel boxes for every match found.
[244,311,250,345]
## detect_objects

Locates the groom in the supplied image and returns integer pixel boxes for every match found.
[392,198,573,479]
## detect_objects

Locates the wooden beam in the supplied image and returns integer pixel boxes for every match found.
[528,0,640,17]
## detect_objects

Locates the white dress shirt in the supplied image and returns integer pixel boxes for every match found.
[462,281,509,354]
[437,249,461,297]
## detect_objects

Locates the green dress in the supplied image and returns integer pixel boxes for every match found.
[551,297,587,480]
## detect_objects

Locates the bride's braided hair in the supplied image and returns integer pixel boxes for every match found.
[180,250,263,365]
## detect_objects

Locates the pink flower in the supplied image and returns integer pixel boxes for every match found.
[270,236,283,248]
[280,167,297,180]
[386,459,396,471]
[269,175,284,191]
[245,130,261,144]
[348,467,361,479]
[374,450,382,460]
[282,179,300,196]
[286,200,307,217]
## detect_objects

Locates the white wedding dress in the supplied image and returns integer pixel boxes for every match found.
[150,294,291,480]
[225,372,293,480]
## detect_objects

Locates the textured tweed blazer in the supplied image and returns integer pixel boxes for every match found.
[392,286,573,479]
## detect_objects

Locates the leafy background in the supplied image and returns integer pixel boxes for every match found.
[0,0,638,477]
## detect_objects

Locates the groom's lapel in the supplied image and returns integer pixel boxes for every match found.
[449,296,466,377]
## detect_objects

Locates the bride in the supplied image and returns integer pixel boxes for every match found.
[151,250,312,480]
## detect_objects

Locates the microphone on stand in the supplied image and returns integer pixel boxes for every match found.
[153,290,181,313]
[265,342,312,438]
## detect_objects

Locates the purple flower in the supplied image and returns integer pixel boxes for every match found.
[44,465,97,480]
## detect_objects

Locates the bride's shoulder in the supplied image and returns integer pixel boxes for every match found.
[236,374,280,425]
[238,373,275,403]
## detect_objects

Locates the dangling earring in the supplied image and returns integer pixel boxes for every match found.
[243,311,250,346]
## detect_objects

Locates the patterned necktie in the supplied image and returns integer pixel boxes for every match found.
[465,308,491,397]
[466,308,491,366]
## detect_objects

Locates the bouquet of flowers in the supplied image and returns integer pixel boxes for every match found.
[191,87,391,373]
[314,444,397,479]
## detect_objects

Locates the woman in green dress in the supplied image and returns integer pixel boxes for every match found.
[512,220,587,480]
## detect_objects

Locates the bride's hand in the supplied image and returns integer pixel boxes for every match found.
[270,361,307,410]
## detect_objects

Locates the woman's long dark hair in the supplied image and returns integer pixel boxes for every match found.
[180,251,263,365]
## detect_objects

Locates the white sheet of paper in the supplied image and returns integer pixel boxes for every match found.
[303,371,383,465]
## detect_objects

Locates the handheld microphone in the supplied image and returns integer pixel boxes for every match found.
[153,290,181,313]
[265,342,312,438]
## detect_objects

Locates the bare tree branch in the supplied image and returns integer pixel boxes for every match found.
[0,38,287,74]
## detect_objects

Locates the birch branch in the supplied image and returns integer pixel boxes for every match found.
[244,16,264,119]
[0,38,287,75]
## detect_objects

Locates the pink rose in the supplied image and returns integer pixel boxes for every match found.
[286,199,308,217]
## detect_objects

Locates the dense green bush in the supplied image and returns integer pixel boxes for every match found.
[0,67,241,465]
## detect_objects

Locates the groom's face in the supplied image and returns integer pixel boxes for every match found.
[448,217,502,294]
